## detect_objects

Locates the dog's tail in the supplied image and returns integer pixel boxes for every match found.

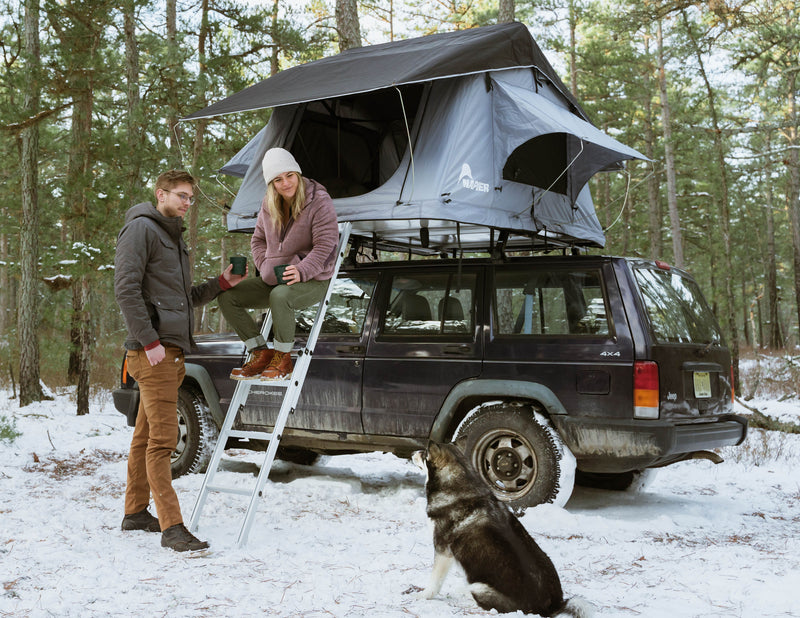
[552,596,594,618]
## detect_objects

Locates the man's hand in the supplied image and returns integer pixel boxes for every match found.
[145,344,166,366]
[222,263,248,287]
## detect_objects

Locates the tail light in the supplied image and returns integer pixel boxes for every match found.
[634,361,659,419]
[730,365,735,405]
[121,357,135,388]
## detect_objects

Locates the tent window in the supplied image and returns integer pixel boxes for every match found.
[288,84,424,198]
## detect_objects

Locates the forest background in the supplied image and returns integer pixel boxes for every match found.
[1,0,799,415]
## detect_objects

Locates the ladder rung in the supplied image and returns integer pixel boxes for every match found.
[227,429,274,441]
[206,484,254,497]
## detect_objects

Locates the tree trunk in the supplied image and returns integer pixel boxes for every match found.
[191,0,210,328]
[787,73,800,351]
[656,20,683,268]
[271,0,280,75]
[18,0,46,406]
[762,131,782,349]
[166,0,181,167]
[642,31,662,259]
[568,0,578,97]
[123,0,144,202]
[336,0,362,51]
[681,10,738,388]
[498,0,515,23]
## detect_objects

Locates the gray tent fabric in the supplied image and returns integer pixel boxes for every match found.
[197,23,647,250]
[185,22,588,123]
[218,125,268,177]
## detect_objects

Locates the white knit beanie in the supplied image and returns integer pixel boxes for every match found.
[262,148,302,186]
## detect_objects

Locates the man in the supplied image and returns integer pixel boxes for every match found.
[114,170,245,551]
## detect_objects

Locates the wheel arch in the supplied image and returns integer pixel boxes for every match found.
[430,378,569,443]
[182,363,224,428]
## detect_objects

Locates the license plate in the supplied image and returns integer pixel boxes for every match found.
[693,371,712,398]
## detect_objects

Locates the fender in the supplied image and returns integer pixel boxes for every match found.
[430,378,569,443]
[184,363,225,427]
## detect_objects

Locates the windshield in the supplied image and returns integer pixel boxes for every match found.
[634,266,723,345]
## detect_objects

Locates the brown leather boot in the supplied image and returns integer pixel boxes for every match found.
[260,350,293,380]
[230,348,274,380]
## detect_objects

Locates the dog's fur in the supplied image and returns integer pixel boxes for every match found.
[412,442,591,617]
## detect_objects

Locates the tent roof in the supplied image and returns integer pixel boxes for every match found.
[183,22,589,122]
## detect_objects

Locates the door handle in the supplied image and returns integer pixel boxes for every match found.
[442,344,472,355]
[336,345,365,354]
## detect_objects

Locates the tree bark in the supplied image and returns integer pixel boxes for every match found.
[123,0,144,202]
[787,72,800,351]
[18,0,46,406]
[498,0,515,23]
[642,31,662,259]
[763,132,782,349]
[656,20,683,268]
[681,10,739,388]
[166,0,181,167]
[336,0,362,51]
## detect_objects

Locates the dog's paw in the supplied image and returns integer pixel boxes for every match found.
[402,585,423,595]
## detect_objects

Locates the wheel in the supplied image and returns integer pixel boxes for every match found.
[575,468,658,492]
[171,387,219,479]
[277,446,322,466]
[456,403,575,510]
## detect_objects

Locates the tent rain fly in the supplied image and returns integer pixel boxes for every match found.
[185,22,647,253]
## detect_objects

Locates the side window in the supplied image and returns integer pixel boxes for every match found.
[382,271,475,337]
[295,274,377,336]
[494,269,610,336]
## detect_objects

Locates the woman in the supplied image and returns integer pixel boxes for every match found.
[218,148,339,380]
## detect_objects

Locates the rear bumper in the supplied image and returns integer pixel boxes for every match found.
[551,414,748,473]
[113,388,139,427]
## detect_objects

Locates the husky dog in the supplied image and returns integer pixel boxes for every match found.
[411,442,592,617]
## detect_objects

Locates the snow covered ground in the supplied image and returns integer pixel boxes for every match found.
[1,387,798,618]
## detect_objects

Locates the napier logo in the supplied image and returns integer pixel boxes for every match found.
[458,163,490,193]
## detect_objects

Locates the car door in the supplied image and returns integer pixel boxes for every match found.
[238,272,378,433]
[483,260,634,419]
[361,265,483,437]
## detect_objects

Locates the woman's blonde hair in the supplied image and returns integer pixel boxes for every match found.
[265,173,306,230]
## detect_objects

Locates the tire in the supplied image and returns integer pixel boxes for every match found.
[575,468,658,492]
[171,387,219,479]
[456,403,575,510]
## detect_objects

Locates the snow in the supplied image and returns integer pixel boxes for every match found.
[1,389,799,618]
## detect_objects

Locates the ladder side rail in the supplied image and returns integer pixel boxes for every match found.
[236,222,352,545]
[188,309,275,530]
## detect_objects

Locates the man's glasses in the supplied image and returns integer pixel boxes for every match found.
[164,190,196,205]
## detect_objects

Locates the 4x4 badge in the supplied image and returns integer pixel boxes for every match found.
[600,351,620,357]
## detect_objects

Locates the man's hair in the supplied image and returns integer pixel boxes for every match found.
[154,170,196,199]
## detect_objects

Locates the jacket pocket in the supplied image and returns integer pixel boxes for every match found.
[150,295,188,340]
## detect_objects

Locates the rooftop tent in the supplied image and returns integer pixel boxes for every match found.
[191,22,646,251]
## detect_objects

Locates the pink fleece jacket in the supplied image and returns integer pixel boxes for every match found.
[251,177,339,286]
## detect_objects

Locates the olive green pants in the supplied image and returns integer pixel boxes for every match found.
[217,277,330,353]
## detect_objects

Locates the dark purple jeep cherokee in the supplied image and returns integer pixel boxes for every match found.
[114,254,747,510]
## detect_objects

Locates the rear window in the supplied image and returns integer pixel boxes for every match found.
[634,267,723,345]
[493,268,610,336]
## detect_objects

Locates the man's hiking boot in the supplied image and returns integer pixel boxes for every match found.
[121,507,160,533]
[230,348,274,380]
[260,350,293,380]
[161,524,209,552]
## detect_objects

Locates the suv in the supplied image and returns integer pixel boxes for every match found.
[113,254,747,510]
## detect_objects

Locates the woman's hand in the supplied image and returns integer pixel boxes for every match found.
[282,264,301,285]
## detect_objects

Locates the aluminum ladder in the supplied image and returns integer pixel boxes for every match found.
[188,221,352,547]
